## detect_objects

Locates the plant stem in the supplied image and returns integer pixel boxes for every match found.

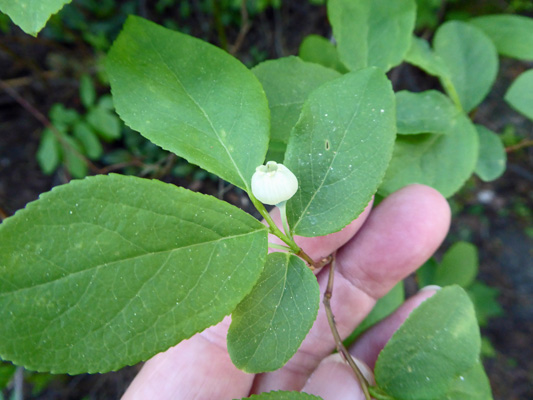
[323,252,371,400]
[277,201,293,241]
[268,242,292,251]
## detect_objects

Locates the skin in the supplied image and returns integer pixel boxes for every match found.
[122,184,451,400]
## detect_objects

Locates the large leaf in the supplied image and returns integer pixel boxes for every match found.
[380,111,478,198]
[444,359,493,400]
[434,21,498,112]
[328,0,416,72]
[227,253,319,373]
[434,242,478,288]
[0,0,72,36]
[474,125,506,182]
[405,36,450,79]
[253,57,341,162]
[285,67,396,236]
[298,35,348,74]
[0,174,267,373]
[396,90,458,135]
[504,69,533,120]
[106,16,269,191]
[241,392,323,400]
[375,286,481,400]
[470,14,533,61]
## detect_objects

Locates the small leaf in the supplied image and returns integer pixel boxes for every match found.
[73,121,103,160]
[467,282,504,327]
[443,359,493,400]
[416,258,438,288]
[228,253,319,373]
[253,57,341,162]
[504,69,533,120]
[344,282,405,346]
[107,16,270,191]
[380,111,479,198]
[328,0,416,71]
[36,129,60,175]
[0,174,268,373]
[49,104,80,126]
[396,90,458,135]
[285,67,396,236]
[474,125,507,182]
[405,36,450,79]
[0,0,72,36]
[434,21,498,112]
[434,242,478,288]
[86,107,121,141]
[61,135,88,178]
[375,286,481,400]
[298,35,348,73]
[79,74,96,109]
[0,361,16,390]
[470,14,533,60]
[240,391,323,400]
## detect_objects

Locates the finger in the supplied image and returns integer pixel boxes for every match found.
[253,184,450,392]
[122,317,253,400]
[301,288,439,400]
[122,202,374,399]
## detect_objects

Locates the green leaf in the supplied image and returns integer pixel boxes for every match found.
[298,35,348,73]
[344,282,405,346]
[416,258,438,288]
[241,391,323,400]
[434,242,478,288]
[375,286,481,400]
[504,69,533,120]
[470,14,533,60]
[285,67,396,236]
[405,36,451,79]
[86,107,121,141]
[396,90,458,135]
[0,174,268,373]
[0,0,72,36]
[252,57,341,163]
[73,121,103,160]
[79,74,96,109]
[61,135,88,179]
[380,111,479,198]
[474,125,506,182]
[49,103,80,126]
[444,359,493,400]
[0,362,16,390]
[228,253,319,373]
[36,129,60,175]
[434,21,498,112]
[328,0,416,71]
[467,282,504,327]
[107,16,270,191]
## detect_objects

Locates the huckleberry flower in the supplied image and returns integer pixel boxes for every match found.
[251,161,298,205]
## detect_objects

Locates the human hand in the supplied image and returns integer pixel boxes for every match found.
[122,184,450,400]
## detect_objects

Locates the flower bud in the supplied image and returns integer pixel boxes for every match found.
[251,161,298,205]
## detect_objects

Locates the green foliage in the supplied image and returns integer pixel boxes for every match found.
[328,0,416,72]
[433,21,498,113]
[470,14,533,60]
[228,253,319,373]
[474,125,507,182]
[298,35,348,74]
[36,76,122,178]
[0,362,15,390]
[0,174,267,373]
[0,0,72,35]
[374,286,482,400]
[504,69,533,120]
[443,359,493,400]
[468,282,504,327]
[285,67,396,236]
[107,16,269,191]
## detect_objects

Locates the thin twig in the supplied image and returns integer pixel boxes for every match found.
[323,252,371,400]
[506,139,533,153]
[0,80,99,174]
[230,0,252,55]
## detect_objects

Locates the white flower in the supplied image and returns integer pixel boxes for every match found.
[251,161,298,205]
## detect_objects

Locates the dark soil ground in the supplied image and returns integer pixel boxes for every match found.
[1,2,532,399]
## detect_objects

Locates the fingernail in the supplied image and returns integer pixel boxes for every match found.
[419,284,442,292]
